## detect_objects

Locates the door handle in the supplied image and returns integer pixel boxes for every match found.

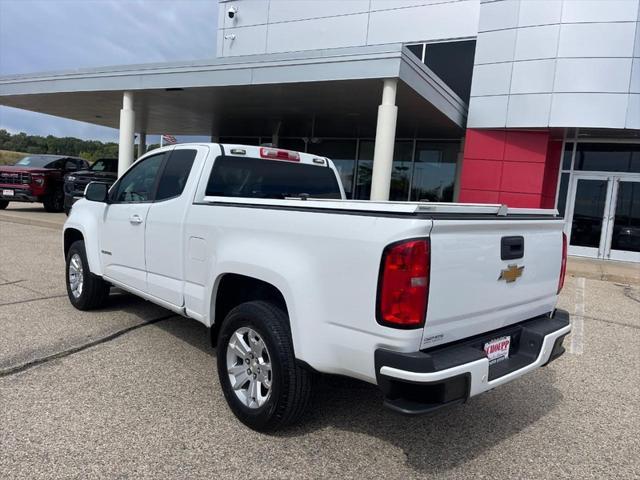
[129,214,143,225]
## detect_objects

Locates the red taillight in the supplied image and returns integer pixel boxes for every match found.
[259,147,300,162]
[377,239,430,328]
[558,232,567,294]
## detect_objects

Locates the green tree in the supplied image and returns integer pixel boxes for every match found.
[0,129,119,161]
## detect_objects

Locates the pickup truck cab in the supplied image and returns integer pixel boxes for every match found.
[63,158,118,215]
[63,143,570,431]
[0,154,89,212]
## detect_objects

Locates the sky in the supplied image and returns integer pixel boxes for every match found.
[0,0,219,142]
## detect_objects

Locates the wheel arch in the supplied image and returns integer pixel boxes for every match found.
[63,220,103,276]
[209,273,289,347]
[63,228,84,258]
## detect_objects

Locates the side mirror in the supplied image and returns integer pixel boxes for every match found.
[84,182,109,203]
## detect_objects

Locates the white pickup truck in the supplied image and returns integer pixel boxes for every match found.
[63,143,570,431]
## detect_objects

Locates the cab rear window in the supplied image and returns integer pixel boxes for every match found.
[206,156,341,199]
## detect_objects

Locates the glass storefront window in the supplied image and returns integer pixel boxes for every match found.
[278,138,307,153]
[557,172,570,217]
[307,140,357,198]
[562,143,573,170]
[410,142,459,202]
[611,181,640,253]
[390,141,413,201]
[570,179,608,248]
[355,140,414,200]
[574,143,640,173]
[219,137,261,146]
[355,141,374,200]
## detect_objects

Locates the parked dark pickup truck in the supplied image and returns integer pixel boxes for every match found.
[0,155,89,212]
[63,158,118,214]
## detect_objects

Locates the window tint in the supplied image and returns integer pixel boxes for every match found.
[206,156,341,199]
[111,153,165,203]
[156,149,197,200]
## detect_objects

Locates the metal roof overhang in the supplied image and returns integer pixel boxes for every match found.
[0,44,468,138]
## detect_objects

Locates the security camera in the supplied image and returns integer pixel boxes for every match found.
[227,6,238,20]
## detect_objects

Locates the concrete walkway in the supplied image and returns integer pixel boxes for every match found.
[567,256,639,286]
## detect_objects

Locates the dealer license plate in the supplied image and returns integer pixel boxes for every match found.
[2,189,14,197]
[484,336,511,365]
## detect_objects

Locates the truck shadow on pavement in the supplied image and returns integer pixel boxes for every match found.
[298,372,562,474]
[148,314,563,475]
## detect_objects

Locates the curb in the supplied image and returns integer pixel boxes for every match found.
[0,214,62,230]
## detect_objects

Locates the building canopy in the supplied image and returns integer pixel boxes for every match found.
[0,44,467,139]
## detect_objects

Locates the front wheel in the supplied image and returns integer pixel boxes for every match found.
[65,240,110,310]
[217,301,313,432]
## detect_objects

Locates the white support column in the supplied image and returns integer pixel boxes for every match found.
[118,91,135,177]
[137,131,146,159]
[370,79,398,201]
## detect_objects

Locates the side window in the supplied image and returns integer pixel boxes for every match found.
[111,153,165,203]
[64,159,78,171]
[155,149,197,201]
[46,159,63,169]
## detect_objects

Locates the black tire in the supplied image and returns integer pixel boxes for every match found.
[43,188,64,212]
[217,301,313,432]
[65,240,110,310]
[0,200,8,210]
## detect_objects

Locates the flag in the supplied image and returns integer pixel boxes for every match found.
[162,134,177,145]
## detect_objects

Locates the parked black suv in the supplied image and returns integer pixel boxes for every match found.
[63,158,118,214]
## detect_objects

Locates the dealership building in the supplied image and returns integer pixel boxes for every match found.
[0,0,639,262]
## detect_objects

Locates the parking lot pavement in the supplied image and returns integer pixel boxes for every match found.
[1,219,639,479]
[0,202,66,229]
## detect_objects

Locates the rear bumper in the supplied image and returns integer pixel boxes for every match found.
[375,309,571,415]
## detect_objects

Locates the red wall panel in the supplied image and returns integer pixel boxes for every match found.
[459,189,500,204]
[459,159,503,191]
[463,129,506,161]
[459,128,563,208]
[498,192,542,208]
[503,131,548,163]
[501,162,546,194]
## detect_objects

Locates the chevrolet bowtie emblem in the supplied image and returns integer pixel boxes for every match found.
[499,264,524,283]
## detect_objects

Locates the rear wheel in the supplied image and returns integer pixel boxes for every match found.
[43,188,64,212]
[65,240,110,310]
[0,200,8,210]
[217,301,313,432]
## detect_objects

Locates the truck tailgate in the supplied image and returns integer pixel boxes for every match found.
[421,218,564,350]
